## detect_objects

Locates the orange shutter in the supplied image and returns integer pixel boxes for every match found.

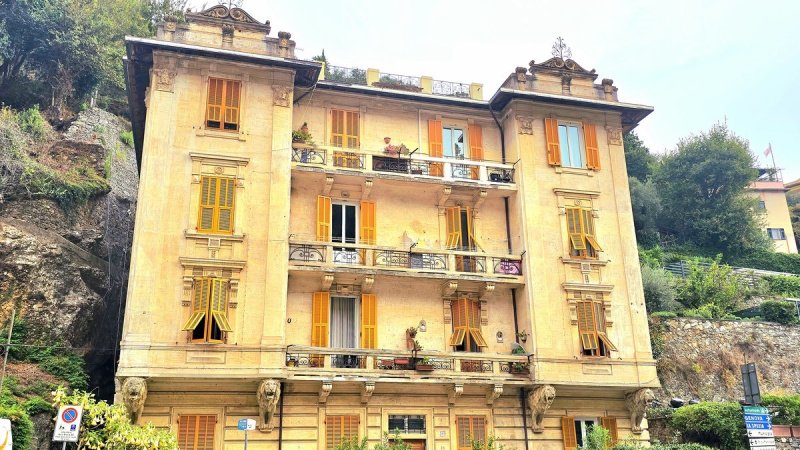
[359,200,376,245]
[347,111,360,148]
[428,119,444,176]
[206,79,223,127]
[576,301,599,351]
[449,298,467,346]
[178,415,216,450]
[216,177,235,234]
[544,118,562,166]
[361,293,377,349]
[562,416,577,450]
[311,292,330,348]
[223,80,241,131]
[326,415,359,450]
[583,123,600,170]
[601,417,619,446]
[467,299,488,348]
[566,208,586,251]
[316,196,332,241]
[331,109,344,147]
[468,124,484,180]
[182,278,210,331]
[445,207,462,249]
[198,176,216,232]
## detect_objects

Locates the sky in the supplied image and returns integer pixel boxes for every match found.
[193,0,800,182]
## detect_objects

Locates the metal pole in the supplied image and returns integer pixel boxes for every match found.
[0,309,16,393]
[244,429,248,450]
[62,441,66,450]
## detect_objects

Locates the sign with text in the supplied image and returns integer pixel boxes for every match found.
[0,419,12,450]
[52,405,83,443]
[237,418,256,431]
[743,406,774,450]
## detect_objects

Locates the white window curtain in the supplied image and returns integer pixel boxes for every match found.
[330,297,357,348]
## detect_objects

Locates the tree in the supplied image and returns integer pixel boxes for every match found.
[676,257,748,318]
[629,177,662,246]
[655,123,769,255]
[623,131,656,181]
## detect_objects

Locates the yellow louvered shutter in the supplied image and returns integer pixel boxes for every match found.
[331,110,359,148]
[326,415,359,450]
[198,176,216,232]
[216,177,235,234]
[464,207,479,251]
[361,293,377,349]
[178,415,216,450]
[595,302,617,352]
[428,119,444,176]
[223,80,241,131]
[449,298,467,347]
[346,111,360,148]
[359,200,376,245]
[206,79,223,127]
[209,279,232,332]
[577,301,599,351]
[182,278,211,331]
[601,416,619,446]
[456,416,486,450]
[584,123,600,170]
[331,109,344,147]
[467,299,488,348]
[445,207,462,249]
[468,124,484,180]
[544,117,562,166]
[317,196,332,241]
[311,292,330,347]
[562,416,577,450]
[581,208,603,253]
[566,208,586,251]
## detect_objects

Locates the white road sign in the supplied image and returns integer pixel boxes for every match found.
[0,419,12,450]
[749,438,776,447]
[52,405,83,443]
[747,429,775,438]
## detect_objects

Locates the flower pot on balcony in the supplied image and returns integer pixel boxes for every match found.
[511,367,530,375]
[792,426,800,437]
[286,358,297,367]
[394,357,410,366]
[415,363,434,372]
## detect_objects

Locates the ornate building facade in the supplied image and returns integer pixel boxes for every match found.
[118,6,658,449]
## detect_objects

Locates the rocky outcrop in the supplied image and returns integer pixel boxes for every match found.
[0,108,138,400]
[651,317,800,402]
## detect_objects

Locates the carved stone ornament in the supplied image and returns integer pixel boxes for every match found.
[222,23,235,38]
[529,57,598,81]
[273,85,291,107]
[121,377,148,425]
[163,15,178,32]
[606,127,622,146]
[186,5,271,34]
[517,116,534,135]
[257,379,281,432]
[153,68,176,92]
[625,388,655,434]
[528,384,556,433]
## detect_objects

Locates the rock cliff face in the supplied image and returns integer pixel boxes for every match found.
[0,108,138,401]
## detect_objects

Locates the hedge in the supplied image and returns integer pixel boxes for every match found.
[763,394,800,425]
[728,251,800,275]
[670,402,746,450]
[761,300,799,324]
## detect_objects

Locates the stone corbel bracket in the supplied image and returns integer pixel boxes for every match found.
[442,280,458,298]
[319,380,333,403]
[437,186,452,208]
[448,383,464,405]
[486,384,503,405]
[323,176,334,196]
[256,379,281,432]
[626,388,655,434]
[363,179,374,199]
[361,381,375,404]
[362,275,375,293]
[322,272,334,291]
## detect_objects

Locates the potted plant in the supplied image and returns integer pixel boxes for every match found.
[406,326,418,350]
[292,122,313,144]
[516,330,529,343]
[511,362,530,374]
[286,356,298,367]
[415,356,434,372]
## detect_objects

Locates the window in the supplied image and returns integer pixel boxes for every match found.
[445,207,478,251]
[566,207,602,259]
[197,176,236,235]
[456,416,486,450]
[177,415,216,450]
[450,298,487,352]
[758,200,766,210]
[316,197,376,245]
[768,228,786,240]
[330,296,361,368]
[442,127,466,159]
[326,415,359,450]
[561,416,618,450]
[388,415,426,434]
[311,292,377,365]
[331,109,360,148]
[182,278,232,343]
[428,121,484,179]
[544,118,600,170]
[205,78,240,131]
[574,418,594,448]
[576,300,616,357]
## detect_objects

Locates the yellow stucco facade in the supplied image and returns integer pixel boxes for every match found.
[749,180,798,254]
[118,6,659,450]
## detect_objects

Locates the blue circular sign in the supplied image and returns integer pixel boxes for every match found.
[62,407,78,423]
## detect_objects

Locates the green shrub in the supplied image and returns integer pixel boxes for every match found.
[614,444,713,450]
[641,265,680,313]
[677,257,748,318]
[760,300,799,325]
[762,393,800,425]
[119,130,134,147]
[639,245,665,268]
[0,403,34,450]
[670,402,746,450]
[764,275,800,297]
[729,250,800,275]
[585,425,611,450]
[21,161,110,209]
[14,105,49,140]
[651,311,678,319]
[24,395,54,415]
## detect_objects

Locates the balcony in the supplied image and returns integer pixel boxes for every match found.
[291,144,516,188]
[323,65,479,100]
[287,240,524,281]
[284,346,532,382]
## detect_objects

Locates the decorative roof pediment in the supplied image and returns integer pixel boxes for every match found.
[529,57,598,81]
[186,5,271,34]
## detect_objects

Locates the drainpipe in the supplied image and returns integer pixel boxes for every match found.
[278,381,286,450]
[489,107,505,163]
[520,389,530,450]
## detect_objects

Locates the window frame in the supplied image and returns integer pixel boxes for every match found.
[768,228,786,240]
[183,277,232,344]
[176,414,218,450]
[566,207,601,259]
[331,201,360,246]
[576,299,616,358]
[442,126,468,160]
[330,108,361,149]
[455,415,487,450]
[329,295,360,350]
[204,77,242,132]
[557,121,586,169]
[573,417,597,448]
[196,175,237,235]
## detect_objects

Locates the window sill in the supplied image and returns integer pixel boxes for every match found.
[560,257,609,266]
[185,230,246,242]
[562,281,614,292]
[554,166,595,177]
[195,127,247,141]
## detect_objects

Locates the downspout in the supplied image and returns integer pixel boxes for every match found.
[278,381,286,450]
[505,197,519,339]
[489,106,505,163]
[520,389,530,450]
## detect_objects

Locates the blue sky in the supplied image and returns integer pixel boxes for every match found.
[196,0,800,182]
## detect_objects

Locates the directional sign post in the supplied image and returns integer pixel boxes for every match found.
[743,406,775,450]
[53,405,83,446]
[238,418,256,450]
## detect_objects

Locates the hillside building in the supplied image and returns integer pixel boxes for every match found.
[749,170,797,254]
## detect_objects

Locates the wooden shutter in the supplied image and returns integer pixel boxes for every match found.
[468,124,484,180]
[216,177,235,234]
[198,176,216,232]
[576,301,599,351]
[331,109,344,147]
[331,110,359,148]
[456,416,486,450]
[561,416,577,450]
[206,79,224,128]
[209,279,232,332]
[346,111,360,148]
[361,293,377,349]
[583,123,600,170]
[178,415,216,450]
[182,278,211,331]
[467,299,488,348]
[544,118,562,166]
[311,292,330,347]
[601,416,619,446]
[566,208,586,251]
[317,196,332,241]
[445,207,462,249]
[595,302,617,352]
[326,415,359,450]
[582,209,603,253]
[428,119,444,176]
[449,298,468,346]
[359,200,376,245]
[223,80,241,131]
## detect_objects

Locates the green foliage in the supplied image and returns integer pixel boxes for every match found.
[584,425,611,450]
[763,275,800,296]
[655,123,769,256]
[613,444,713,450]
[629,177,662,246]
[641,265,679,313]
[623,131,657,182]
[119,130,134,147]
[24,395,54,415]
[760,300,799,325]
[670,402,746,450]
[20,159,110,209]
[762,393,800,425]
[374,433,411,450]
[471,434,511,450]
[676,257,748,318]
[0,403,33,450]
[335,436,370,450]
[728,251,800,275]
[651,311,678,319]
[14,105,49,140]
[639,245,665,268]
